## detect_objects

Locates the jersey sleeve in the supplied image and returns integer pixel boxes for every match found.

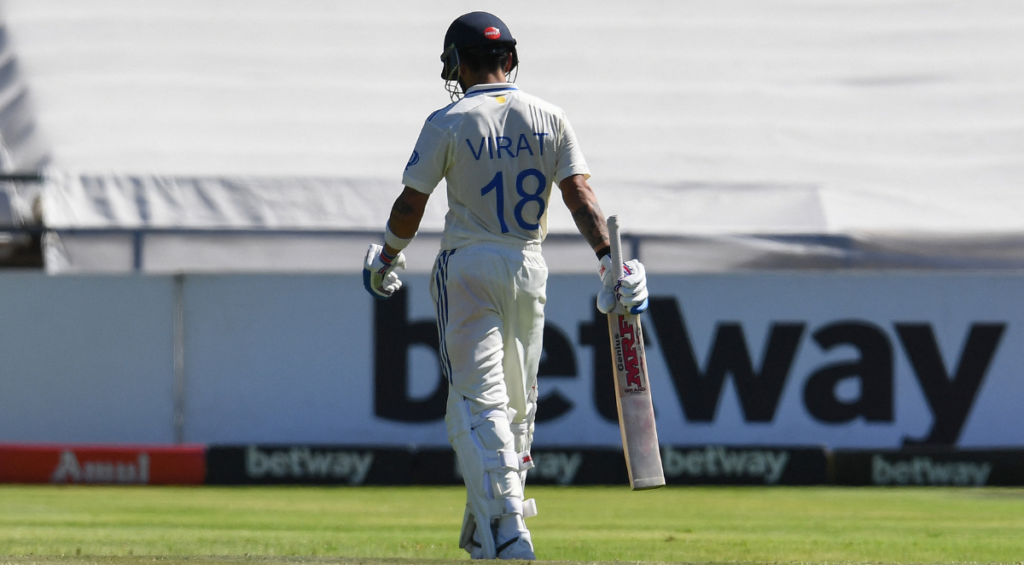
[554,112,591,183]
[401,117,450,194]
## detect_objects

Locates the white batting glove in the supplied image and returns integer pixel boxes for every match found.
[597,255,650,314]
[363,243,406,300]
[597,264,618,315]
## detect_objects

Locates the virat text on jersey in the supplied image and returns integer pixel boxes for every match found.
[466,133,549,160]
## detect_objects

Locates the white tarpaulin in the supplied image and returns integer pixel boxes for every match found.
[0,0,1022,271]
[37,172,1024,273]
[42,173,830,235]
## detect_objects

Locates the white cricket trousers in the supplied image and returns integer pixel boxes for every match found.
[432,241,546,558]
[431,241,546,426]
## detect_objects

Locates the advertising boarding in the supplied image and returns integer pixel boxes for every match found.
[363,272,1019,450]
[0,272,1021,450]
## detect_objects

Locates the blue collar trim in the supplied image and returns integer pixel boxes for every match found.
[465,84,518,97]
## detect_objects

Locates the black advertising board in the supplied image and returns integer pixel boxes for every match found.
[207,445,829,486]
[833,449,1024,486]
[660,445,829,485]
[206,445,414,485]
[205,445,628,486]
[401,448,631,486]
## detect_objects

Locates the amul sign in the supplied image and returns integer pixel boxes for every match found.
[0,444,206,484]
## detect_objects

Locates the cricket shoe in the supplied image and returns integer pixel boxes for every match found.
[496,530,535,560]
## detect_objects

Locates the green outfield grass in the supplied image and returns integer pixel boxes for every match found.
[1,485,1023,564]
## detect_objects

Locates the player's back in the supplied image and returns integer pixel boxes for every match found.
[403,83,589,251]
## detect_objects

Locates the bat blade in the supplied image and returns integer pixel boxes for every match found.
[607,216,665,490]
[608,311,665,489]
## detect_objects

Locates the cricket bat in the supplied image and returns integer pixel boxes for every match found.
[606,215,666,490]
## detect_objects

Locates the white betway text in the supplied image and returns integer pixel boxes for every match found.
[245,446,373,485]
[871,455,992,486]
[454,451,583,485]
[531,452,583,485]
[662,446,790,484]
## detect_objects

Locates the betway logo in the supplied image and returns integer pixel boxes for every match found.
[245,446,373,485]
[50,451,150,484]
[662,446,789,484]
[455,451,583,485]
[872,454,991,486]
[644,299,1006,446]
[374,291,1006,449]
[531,452,583,485]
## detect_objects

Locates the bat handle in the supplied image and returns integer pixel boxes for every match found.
[608,215,624,280]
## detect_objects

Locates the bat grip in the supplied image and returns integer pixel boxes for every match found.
[608,215,624,280]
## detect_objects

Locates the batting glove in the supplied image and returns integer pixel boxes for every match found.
[597,255,650,314]
[363,243,406,300]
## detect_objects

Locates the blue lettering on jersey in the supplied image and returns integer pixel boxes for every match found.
[406,150,420,170]
[466,138,486,160]
[496,136,514,158]
[516,134,534,156]
[465,132,549,160]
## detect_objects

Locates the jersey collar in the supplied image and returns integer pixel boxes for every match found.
[464,83,518,97]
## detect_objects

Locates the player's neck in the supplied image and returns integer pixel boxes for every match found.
[460,69,508,91]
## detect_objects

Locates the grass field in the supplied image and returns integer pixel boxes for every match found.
[2,485,1024,564]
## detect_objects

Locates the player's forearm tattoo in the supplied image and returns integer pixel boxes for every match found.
[572,203,609,251]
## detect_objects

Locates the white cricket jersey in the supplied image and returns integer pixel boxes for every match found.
[402,83,590,251]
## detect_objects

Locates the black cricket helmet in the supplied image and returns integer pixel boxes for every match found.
[440,11,519,83]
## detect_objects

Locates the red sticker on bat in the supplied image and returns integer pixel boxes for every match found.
[617,315,645,392]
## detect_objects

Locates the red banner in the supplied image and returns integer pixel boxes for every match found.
[0,443,206,485]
